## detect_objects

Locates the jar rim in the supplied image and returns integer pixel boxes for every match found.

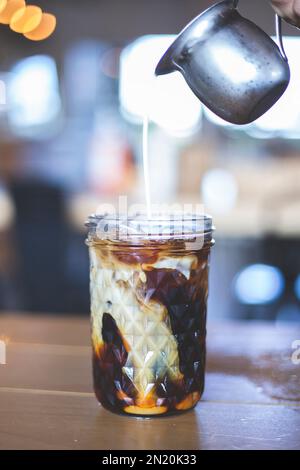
[86,212,214,243]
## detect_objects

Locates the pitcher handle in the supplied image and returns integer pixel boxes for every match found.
[232,0,288,62]
[275,14,288,61]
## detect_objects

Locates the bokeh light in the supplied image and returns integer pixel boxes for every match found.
[295,275,300,301]
[0,0,7,15]
[0,0,25,24]
[24,12,56,41]
[234,264,285,305]
[201,168,238,214]
[0,1,56,40]
[8,54,61,134]
[120,35,202,136]
[10,5,42,33]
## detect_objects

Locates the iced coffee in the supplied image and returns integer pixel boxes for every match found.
[86,214,214,416]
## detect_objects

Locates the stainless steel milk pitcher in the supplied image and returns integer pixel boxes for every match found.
[155,0,290,125]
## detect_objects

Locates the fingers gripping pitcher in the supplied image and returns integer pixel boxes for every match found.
[86,214,214,416]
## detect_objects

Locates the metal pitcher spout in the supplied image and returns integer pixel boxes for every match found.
[155,51,177,76]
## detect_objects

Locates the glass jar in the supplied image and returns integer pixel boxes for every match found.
[86,214,214,416]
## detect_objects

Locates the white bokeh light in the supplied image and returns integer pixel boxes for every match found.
[202,168,238,214]
[8,55,61,135]
[119,35,202,136]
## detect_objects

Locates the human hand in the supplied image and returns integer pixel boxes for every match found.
[270,0,300,27]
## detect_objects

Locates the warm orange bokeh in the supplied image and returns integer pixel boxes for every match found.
[0,0,25,24]
[10,5,42,33]
[24,12,56,40]
[0,1,56,40]
[0,0,8,15]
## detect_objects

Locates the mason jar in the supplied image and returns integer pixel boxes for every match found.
[86,213,214,416]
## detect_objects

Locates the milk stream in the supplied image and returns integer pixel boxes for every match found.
[143,113,152,220]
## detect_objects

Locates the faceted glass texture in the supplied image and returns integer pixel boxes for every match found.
[89,237,212,416]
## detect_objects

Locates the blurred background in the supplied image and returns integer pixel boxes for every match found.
[0,0,300,322]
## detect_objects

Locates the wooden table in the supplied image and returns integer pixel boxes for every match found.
[0,313,299,450]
